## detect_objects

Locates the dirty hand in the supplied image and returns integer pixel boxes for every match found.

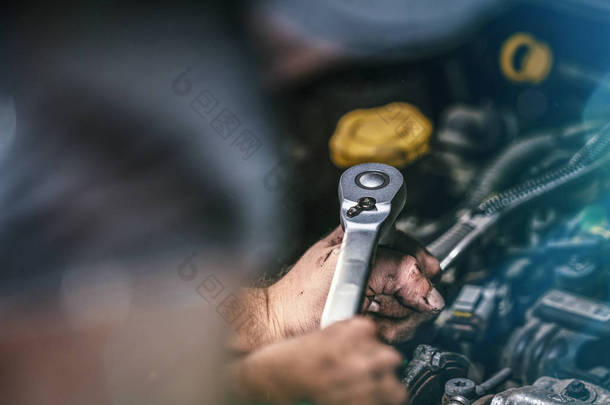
[233,317,407,405]
[266,226,445,344]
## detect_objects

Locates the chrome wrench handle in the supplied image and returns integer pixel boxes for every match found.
[320,163,406,328]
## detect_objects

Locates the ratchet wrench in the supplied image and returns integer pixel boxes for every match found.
[320,163,406,328]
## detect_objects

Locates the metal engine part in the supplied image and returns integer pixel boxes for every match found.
[442,368,512,405]
[490,377,610,404]
[409,123,610,404]
[502,290,610,390]
[438,281,512,343]
[401,345,473,405]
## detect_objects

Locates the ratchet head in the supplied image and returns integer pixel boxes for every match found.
[320,163,406,328]
[338,162,406,238]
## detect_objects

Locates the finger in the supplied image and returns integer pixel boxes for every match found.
[414,247,441,281]
[342,316,377,337]
[363,294,412,319]
[368,346,403,370]
[372,311,435,344]
[388,229,441,280]
[334,382,377,405]
[355,341,402,368]
[378,375,408,405]
[363,251,414,318]
[364,250,443,316]
[393,255,444,313]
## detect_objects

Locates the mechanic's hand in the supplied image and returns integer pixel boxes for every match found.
[267,226,444,344]
[233,317,407,405]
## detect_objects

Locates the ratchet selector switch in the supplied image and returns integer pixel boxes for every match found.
[346,197,377,217]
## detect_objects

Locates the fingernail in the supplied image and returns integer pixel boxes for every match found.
[368,300,380,313]
[426,288,445,311]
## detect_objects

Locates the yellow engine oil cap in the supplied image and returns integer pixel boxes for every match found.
[329,102,433,168]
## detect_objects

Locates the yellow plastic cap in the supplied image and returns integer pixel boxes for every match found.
[329,102,433,168]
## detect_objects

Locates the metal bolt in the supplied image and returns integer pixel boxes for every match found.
[358,197,376,209]
[565,380,589,400]
[445,378,476,398]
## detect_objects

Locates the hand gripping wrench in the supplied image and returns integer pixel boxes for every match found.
[320,163,406,328]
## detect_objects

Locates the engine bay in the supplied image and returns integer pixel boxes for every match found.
[270,2,610,403]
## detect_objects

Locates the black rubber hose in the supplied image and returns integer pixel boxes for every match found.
[478,123,610,215]
[465,134,556,209]
[429,122,610,267]
[466,121,605,209]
